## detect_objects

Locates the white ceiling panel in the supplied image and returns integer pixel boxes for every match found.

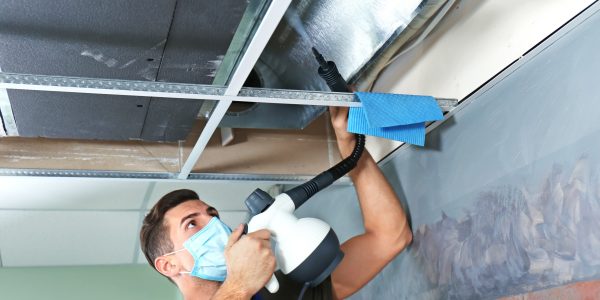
[0,210,138,266]
[148,181,277,211]
[135,210,249,264]
[0,177,150,210]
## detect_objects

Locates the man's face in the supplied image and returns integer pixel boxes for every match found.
[163,199,218,272]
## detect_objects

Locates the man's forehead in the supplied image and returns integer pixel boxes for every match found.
[164,199,207,223]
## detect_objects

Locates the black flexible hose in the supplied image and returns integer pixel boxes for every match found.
[285,134,365,208]
[285,48,366,208]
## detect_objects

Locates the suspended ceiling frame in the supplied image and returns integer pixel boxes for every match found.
[0,0,457,182]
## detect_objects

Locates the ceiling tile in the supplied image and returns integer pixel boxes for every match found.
[0,210,138,266]
[148,182,277,211]
[0,177,149,210]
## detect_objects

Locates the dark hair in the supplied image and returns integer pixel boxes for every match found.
[140,189,200,280]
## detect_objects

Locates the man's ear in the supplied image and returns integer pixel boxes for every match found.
[155,255,182,278]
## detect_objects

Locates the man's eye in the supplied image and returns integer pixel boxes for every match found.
[187,221,196,229]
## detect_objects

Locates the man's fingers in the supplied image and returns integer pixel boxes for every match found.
[329,106,350,132]
[226,224,245,248]
[259,239,272,250]
[246,229,271,240]
[338,106,349,117]
[329,106,340,118]
[329,106,349,119]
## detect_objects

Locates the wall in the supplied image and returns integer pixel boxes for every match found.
[299,2,600,299]
[0,265,180,300]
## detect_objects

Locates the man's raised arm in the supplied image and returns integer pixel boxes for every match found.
[329,107,413,299]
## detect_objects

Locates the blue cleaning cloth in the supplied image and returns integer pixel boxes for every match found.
[355,92,443,127]
[347,92,443,146]
[348,107,426,146]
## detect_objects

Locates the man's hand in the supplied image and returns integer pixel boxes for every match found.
[215,225,276,299]
[329,106,356,158]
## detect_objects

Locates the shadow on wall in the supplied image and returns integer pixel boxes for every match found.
[413,155,600,299]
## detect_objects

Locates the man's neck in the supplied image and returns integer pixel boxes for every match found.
[180,278,221,300]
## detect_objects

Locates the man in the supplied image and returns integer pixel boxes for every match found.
[140,107,413,299]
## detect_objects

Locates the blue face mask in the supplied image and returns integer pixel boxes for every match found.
[164,217,232,281]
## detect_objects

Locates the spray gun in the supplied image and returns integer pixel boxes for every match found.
[245,48,366,293]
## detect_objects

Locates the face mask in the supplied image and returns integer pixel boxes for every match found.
[163,216,232,281]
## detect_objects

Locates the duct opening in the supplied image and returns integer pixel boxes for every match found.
[227,68,262,115]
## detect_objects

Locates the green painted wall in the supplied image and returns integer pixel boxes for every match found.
[0,264,181,300]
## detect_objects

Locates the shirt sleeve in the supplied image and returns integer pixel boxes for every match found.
[256,271,333,300]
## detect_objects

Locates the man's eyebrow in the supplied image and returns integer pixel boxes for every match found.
[180,212,200,228]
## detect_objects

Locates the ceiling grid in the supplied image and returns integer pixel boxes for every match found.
[177,0,294,179]
[0,67,17,136]
[0,0,460,180]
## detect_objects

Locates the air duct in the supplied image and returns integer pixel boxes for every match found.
[219,0,453,129]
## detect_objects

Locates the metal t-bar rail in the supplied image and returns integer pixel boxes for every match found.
[0,72,360,107]
[0,72,457,111]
